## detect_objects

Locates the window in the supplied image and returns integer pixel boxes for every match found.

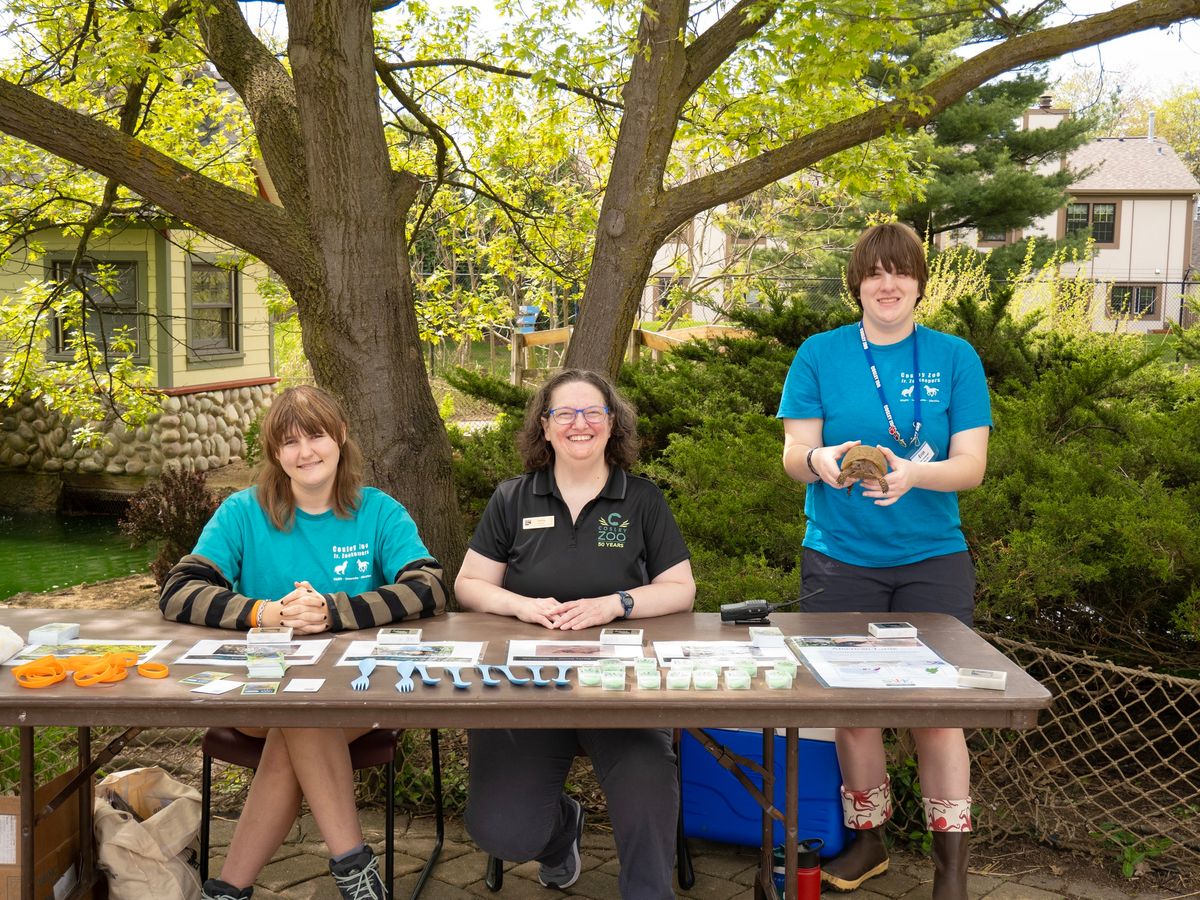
[188,262,239,355]
[50,261,142,359]
[1065,201,1117,244]
[978,226,1008,244]
[1109,284,1158,318]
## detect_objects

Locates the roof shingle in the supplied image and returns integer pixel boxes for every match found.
[1069,138,1200,193]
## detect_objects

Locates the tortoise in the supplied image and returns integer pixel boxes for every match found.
[837,445,889,495]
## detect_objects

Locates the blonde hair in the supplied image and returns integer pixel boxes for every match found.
[845,221,929,308]
[256,385,363,530]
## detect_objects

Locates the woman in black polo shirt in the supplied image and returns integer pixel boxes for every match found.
[456,369,695,899]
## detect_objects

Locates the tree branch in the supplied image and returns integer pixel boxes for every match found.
[198,0,311,216]
[683,0,778,98]
[0,78,300,276]
[659,0,1200,232]
[382,56,625,111]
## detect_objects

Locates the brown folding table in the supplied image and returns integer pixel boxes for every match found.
[0,608,1051,900]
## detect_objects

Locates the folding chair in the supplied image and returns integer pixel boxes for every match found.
[200,727,444,900]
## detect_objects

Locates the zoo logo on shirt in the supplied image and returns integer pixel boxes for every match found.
[331,542,371,580]
[898,370,943,404]
[597,512,630,549]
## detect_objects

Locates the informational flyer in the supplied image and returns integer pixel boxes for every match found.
[335,641,485,667]
[785,635,960,689]
[651,640,792,668]
[174,639,331,667]
[506,640,641,668]
[5,640,171,666]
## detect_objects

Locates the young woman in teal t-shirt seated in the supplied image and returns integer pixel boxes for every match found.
[160,385,447,900]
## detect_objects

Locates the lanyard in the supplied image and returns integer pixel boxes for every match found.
[858,323,921,448]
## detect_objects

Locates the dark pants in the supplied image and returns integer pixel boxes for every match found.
[465,727,678,899]
[801,548,976,626]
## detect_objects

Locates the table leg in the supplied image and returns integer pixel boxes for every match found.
[784,728,799,897]
[761,728,773,890]
[80,727,95,896]
[20,727,34,900]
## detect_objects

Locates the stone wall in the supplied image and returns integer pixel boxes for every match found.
[0,383,273,480]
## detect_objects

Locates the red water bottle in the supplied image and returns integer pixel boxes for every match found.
[795,838,824,900]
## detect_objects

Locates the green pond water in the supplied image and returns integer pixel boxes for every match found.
[0,513,152,600]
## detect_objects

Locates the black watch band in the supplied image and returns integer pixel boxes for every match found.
[617,590,635,619]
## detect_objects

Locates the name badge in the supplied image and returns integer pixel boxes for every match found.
[907,440,937,463]
[522,515,555,530]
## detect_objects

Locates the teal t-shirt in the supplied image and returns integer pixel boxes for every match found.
[193,486,431,600]
[777,323,992,567]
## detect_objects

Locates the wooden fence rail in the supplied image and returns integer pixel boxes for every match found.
[510,324,749,386]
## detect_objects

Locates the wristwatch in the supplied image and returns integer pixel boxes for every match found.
[617,590,635,619]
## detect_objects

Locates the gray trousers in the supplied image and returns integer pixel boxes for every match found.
[465,727,678,899]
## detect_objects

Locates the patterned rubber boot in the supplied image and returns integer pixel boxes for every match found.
[925,796,972,900]
[820,778,892,893]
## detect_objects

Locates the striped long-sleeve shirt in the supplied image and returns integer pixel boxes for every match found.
[160,552,447,631]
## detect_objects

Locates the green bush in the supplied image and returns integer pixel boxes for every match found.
[688,548,800,612]
[447,413,523,531]
[639,412,805,570]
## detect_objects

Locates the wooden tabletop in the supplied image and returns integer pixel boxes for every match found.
[0,609,1051,731]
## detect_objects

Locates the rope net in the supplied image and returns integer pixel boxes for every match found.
[970,633,1200,878]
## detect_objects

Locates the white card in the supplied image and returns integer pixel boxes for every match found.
[284,678,325,692]
[191,679,243,695]
[522,515,555,529]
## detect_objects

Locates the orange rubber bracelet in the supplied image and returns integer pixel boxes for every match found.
[14,656,66,688]
[69,657,110,677]
[73,669,109,687]
[63,656,103,672]
[137,662,169,679]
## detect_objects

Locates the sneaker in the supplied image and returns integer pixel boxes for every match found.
[538,796,585,890]
[329,847,387,900]
[201,879,253,900]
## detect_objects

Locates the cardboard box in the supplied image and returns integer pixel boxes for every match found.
[0,769,84,900]
[680,728,850,857]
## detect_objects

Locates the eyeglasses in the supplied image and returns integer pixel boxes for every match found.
[545,405,610,426]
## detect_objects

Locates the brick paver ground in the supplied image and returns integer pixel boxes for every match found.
[201,811,1181,900]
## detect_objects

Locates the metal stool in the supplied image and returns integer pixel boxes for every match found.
[200,727,444,900]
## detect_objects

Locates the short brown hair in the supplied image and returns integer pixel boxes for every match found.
[845,222,928,308]
[256,385,363,531]
[517,369,640,471]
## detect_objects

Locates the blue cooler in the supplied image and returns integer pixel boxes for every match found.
[681,727,849,857]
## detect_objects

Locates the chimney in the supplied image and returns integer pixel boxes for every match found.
[1038,94,1052,109]
[1148,111,1156,140]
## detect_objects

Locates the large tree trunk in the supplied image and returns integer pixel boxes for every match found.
[563,0,691,377]
[281,0,467,576]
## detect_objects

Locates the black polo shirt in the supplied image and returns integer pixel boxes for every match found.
[468,467,690,602]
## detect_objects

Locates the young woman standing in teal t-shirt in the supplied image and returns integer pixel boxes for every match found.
[778,223,992,900]
[161,386,447,900]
